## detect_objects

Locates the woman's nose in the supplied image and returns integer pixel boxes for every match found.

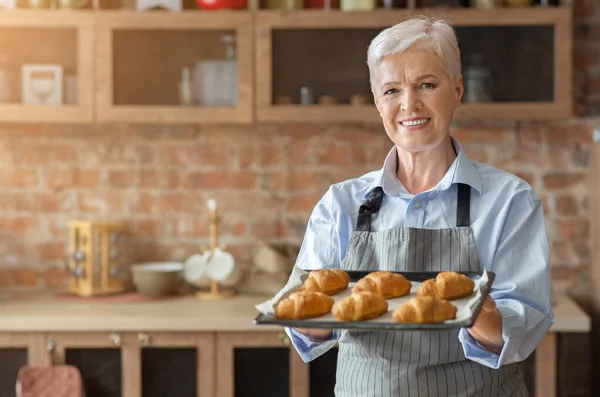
[400,91,422,113]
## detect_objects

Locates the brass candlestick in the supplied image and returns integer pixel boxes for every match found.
[195,199,235,300]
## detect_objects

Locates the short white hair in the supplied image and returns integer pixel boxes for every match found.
[367,16,461,92]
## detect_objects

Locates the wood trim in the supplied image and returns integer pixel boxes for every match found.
[94,11,253,124]
[254,7,570,28]
[122,340,141,397]
[257,102,571,123]
[553,6,573,117]
[535,333,557,397]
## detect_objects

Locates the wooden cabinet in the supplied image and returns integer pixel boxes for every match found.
[0,6,574,124]
[43,332,214,397]
[94,11,253,124]
[0,11,94,123]
[255,7,572,123]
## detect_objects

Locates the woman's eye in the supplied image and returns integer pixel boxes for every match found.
[421,82,436,89]
[384,88,398,96]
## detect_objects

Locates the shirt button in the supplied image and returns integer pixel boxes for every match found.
[414,202,421,209]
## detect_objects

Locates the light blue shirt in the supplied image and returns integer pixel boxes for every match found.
[285,137,554,371]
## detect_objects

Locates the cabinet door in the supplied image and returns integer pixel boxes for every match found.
[0,333,42,397]
[48,333,126,397]
[216,331,308,397]
[138,332,214,397]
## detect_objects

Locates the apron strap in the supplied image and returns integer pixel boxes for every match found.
[356,187,384,232]
[456,183,471,227]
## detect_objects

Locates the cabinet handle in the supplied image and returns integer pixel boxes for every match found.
[279,331,290,346]
[109,333,122,347]
[138,333,151,347]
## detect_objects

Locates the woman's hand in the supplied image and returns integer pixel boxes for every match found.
[294,328,333,342]
[467,296,505,355]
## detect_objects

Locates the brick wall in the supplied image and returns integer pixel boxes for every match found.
[0,119,596,295]
[0,1,598,295]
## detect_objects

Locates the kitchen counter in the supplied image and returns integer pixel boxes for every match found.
[0,290,589,333]
[0,290,278,332]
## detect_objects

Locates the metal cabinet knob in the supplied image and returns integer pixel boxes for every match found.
[109,333,122,347]
[138,333,151,347]
[279,331,290,346]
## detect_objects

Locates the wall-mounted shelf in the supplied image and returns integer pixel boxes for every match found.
[0,7,573,123]
[0,11,94,123]
[255,7,573,122]
[95,11,253,124]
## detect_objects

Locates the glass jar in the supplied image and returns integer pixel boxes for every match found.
[463,53,492,103]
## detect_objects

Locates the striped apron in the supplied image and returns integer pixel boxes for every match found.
[334,183,528,397]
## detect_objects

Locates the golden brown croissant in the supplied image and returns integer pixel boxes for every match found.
[301,269,350,295]
[332,291,388,321]
[275,291,334,320]
[416,271,475,300]
[352,271,412,298]
[392,296,457,324]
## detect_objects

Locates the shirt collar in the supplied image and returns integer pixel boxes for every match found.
[364,137,483,199]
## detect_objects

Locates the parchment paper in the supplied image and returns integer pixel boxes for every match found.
[255,267,491,326]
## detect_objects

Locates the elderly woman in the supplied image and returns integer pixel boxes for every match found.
[284,16,554,397]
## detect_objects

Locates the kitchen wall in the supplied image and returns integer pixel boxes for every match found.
[0,2,598,302]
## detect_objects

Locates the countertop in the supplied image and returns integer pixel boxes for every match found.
[0,290,590,333]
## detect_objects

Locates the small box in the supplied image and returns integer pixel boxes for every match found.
[22,64,63,105]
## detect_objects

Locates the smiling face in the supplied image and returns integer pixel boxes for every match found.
[373,49,463,154]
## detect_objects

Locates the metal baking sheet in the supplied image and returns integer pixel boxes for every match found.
[254,270,496,331]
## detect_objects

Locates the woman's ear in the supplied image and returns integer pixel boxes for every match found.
[455,75,464,108]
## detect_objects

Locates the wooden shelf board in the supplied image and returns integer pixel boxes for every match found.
[0,104,93,123]
[257,102,573,123]
[97,105,252,123]
[256,6,571,28]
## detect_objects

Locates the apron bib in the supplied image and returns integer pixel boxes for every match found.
[334,184,528,397]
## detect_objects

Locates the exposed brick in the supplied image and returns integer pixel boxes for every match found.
[33,193,71,213]
[159,145,229,167]
[108,170,136,188]
[159,193,183,214]
[557,218,589,241]
[46,168,100,190]
[546,124,593,145]
[250,219,289,239]
[542,172,586,189]
[78,192,126,213]
[286,194,322,213]
[139,170,179,189]
[37,241,65,261]
[13,267,38,286]
[0,168,38,188]
[554,195,579,215]
[42,266,69,289]
[551,242,568,264]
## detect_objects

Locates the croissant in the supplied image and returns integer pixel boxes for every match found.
[416,271,475,300]
[332,291,388,321]
[352,271,412,298]
[392,296,457,324]
[301,269,350,295]
[275,291,334,320]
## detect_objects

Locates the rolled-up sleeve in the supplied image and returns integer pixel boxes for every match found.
[284,187,342,362]
[459,191,554,369]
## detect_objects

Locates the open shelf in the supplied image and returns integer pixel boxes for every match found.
[94,11,253,124]
[255,7,572,122]
[0,11,94,123]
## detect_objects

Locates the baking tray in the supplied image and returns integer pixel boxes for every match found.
[254,270,496,331]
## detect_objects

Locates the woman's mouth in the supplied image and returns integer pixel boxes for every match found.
[399,118,431,129]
